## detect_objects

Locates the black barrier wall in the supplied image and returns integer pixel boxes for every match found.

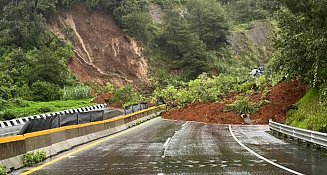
[19,110,112,134]
[124,103,148,115]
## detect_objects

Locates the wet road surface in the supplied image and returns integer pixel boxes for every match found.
[19,118,327,175]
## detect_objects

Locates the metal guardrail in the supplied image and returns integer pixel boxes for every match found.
[269,119,327,148]
[0,104,105,128]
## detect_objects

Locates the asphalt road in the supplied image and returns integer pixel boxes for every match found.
[17,118,327,175]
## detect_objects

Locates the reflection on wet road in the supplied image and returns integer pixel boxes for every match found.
[22,118,327,175]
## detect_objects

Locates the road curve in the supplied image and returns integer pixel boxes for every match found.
[16,118,327,175]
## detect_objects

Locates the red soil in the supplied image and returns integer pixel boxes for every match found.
[162,103,245,125]
[162,80,306,125]
[251,80,306,124]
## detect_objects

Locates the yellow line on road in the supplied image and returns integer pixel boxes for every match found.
[21,117,160,175]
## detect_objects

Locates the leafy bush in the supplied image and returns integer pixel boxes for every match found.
[0,111,16,120]
[107,85,146,108]
[319,84,327,105]
[0,164,6,175]
[31,81,62,102]
[62,85,91,100]
[37,107,51,113]
[23,151,46,167]
[256,75,267,91]
[225,96,256,115]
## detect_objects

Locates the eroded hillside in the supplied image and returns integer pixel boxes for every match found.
[48,5,149,88]
[228,21,274,64]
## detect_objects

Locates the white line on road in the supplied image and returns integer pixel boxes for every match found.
[162,137,172,158]
[163,137,172,147]
[229,125,304,175]
[182,121,189,127]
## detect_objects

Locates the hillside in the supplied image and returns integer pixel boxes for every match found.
[1,0,326,132]
[48,4,149,87]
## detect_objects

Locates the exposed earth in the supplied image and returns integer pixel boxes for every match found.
[48,4,149,88]
[162,80,306,125]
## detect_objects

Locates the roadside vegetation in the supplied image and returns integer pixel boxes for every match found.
[22,151,46,167]
[287,89,327,132]
[0,164,6,175]
[0,99,93,121]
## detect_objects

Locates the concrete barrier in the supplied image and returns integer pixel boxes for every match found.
[0,105,165,173]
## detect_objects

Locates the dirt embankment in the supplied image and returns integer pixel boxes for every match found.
[48,4,149,88]
[162,80,306,125]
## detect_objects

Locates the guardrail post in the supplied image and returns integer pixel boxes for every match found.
[77,113,79,125]
[102,110,105,121]
[58,114,61,128]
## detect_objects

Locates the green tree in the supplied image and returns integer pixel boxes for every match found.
[30,81,62,101]
[186,0,229,50]
[270,1,327,89]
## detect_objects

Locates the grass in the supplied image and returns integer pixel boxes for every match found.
[0,99,94,120]
[287,89,327,132]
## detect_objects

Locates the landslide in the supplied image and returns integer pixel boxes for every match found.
[48,4,148,88]
[162,80,306,125]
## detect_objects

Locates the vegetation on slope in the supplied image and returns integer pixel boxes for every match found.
[287,89,327,132]
[0,99,94,121]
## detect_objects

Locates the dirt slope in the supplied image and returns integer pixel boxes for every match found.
[48,4,148,87]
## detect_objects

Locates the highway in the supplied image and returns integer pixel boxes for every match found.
[17,118,327,175]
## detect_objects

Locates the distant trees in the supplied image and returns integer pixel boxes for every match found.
[219,0,280,23]
[155,0,229,79]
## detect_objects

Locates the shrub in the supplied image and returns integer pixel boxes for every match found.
[256,75,267,91]
[0,110,16,120]
[225,96,255,115]
[234,96,256,114]
[62,85,91,100]
[0,164,6,175]
[31,81,61,102]
[319,83,327,105]
[23,152,35,167]
[23,151,47,167]
[38,107,51,113]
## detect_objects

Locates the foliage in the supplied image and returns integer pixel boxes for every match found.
[30,81,62,102]
[108,85,146,107]
[0,0,74,104]
[153,71,256,108]
[23,151,46,167]
[0,164,6,175]
[256,75,267,91]
[62,85,91,100]
[319,84,327,105]
[225,96,255,114]
[270,1,327,89]
[220,0,280,24]
[0,99,93,120]
[287,89,327,132]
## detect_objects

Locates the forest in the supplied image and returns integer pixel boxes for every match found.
[0,0,326,131]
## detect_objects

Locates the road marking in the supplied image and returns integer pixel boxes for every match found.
[182,121,189,127]
[162,137,173,158]
[20,117,160,175]
[229,125,304,175]
[163,137,171,147]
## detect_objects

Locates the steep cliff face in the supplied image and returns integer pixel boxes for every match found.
[228,21,274,64]
[48,5,149,88]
